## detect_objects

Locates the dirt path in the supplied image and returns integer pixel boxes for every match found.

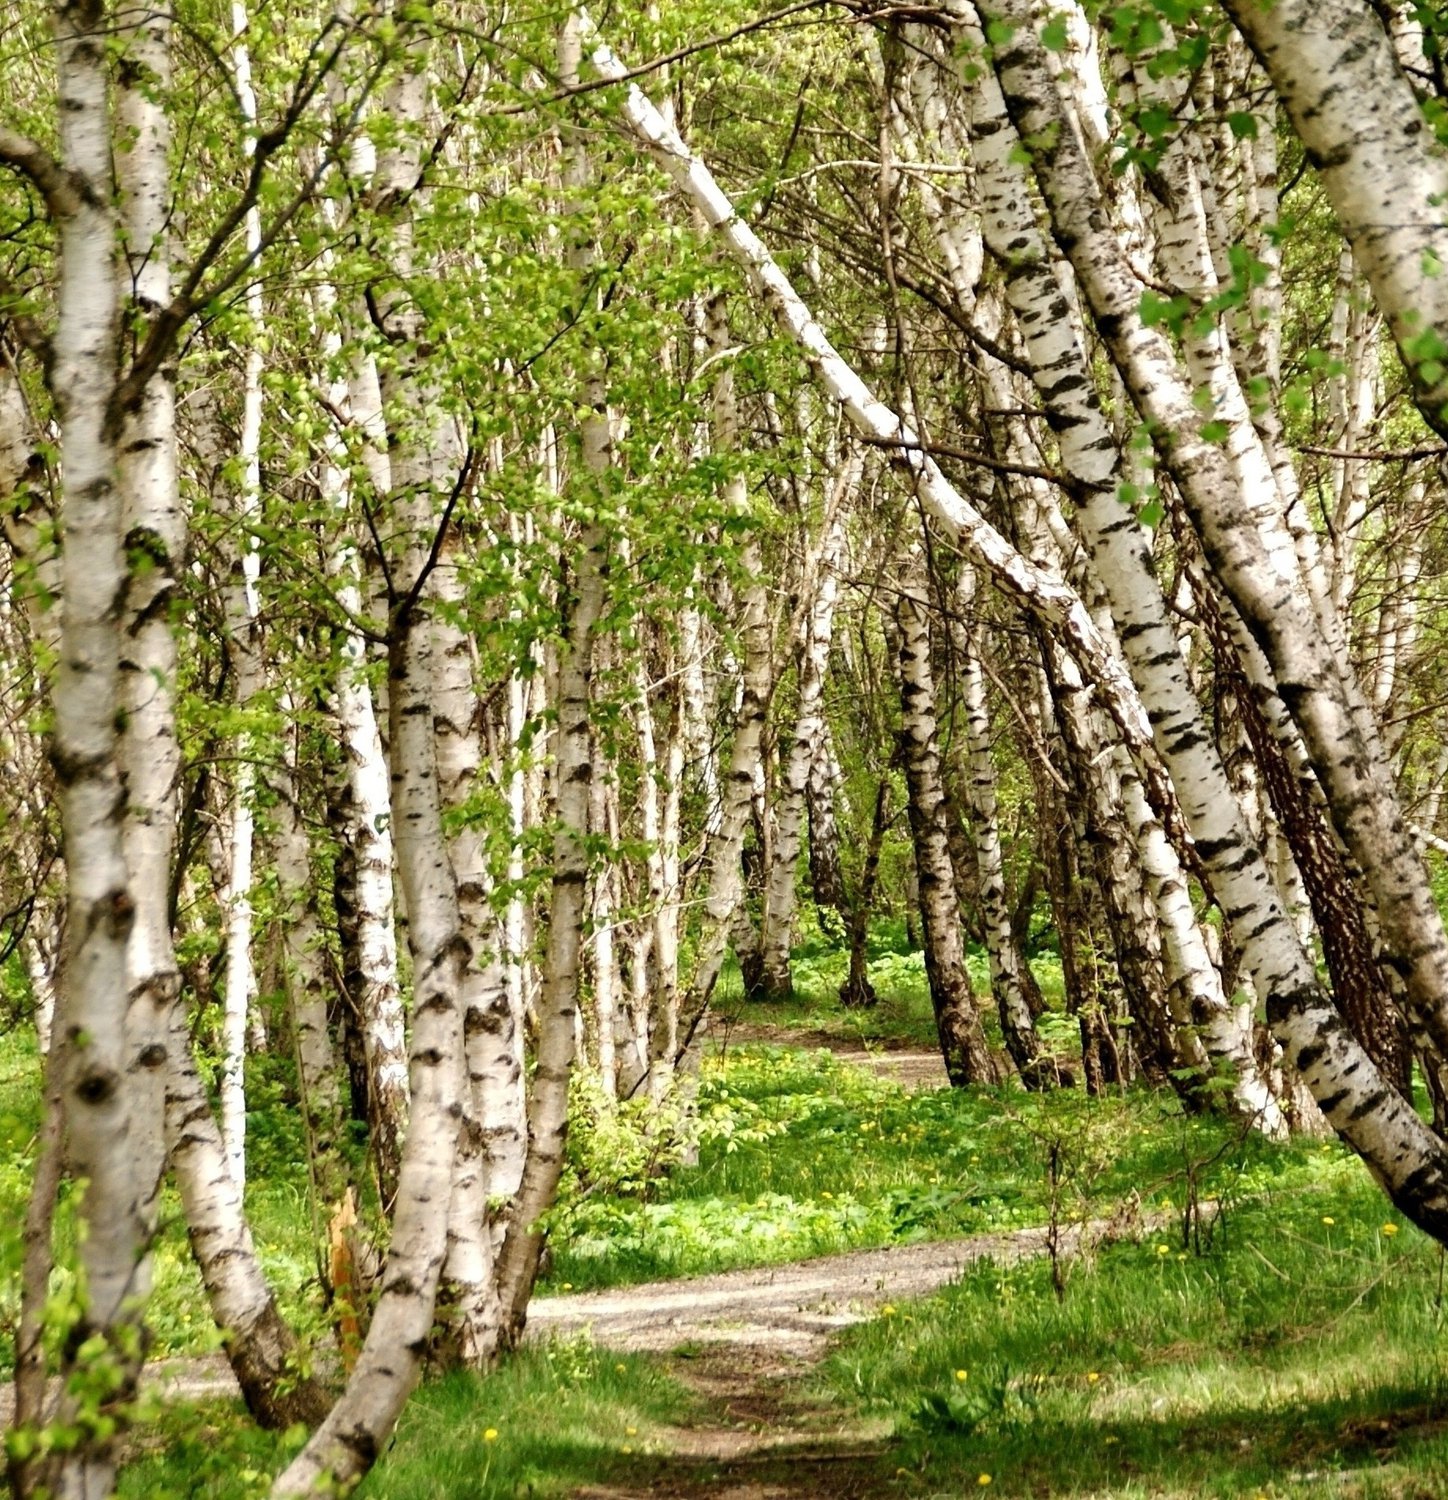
[534,1212,1147,1499]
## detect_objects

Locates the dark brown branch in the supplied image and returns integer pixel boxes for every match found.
[0,128,81,220]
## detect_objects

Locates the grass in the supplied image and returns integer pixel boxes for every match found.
[546,1043,1335,1293]
[707,911,1068,1054]
[116,1340,693,1500]
[13,918,1448,1498]
[819,1173,1448,1496]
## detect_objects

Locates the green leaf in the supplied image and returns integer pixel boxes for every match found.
[1041,15,1070,51]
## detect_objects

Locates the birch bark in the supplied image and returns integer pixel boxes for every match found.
[891,547,998,1086]
[494,12,609,1339]
[967,0,1448,1224]
[1216,0,1448,441]
[275,20,472,1489]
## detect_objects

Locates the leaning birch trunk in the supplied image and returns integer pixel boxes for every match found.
[585,19,1181,840]
[273,25,470,1492]
[494,12,609,1340]
[1215,0,1448,443]
[957,1,1448,1225]
[757,475,852,1000]
[891,548,998,1086]
[980,0,1448,1074]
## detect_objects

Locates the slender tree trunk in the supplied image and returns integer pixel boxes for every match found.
[955,598,1056,1086]
[275,21,472,1486]
[494,14,610,1339]
[758,474,853,999]
[891,548,998,1085]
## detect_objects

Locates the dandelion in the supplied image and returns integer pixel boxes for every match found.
[1156,1244,1170,1256]
[1104,1435,1119,1446]
[621,1445,633,1456]
[977,1474,992,1486]
[881,1304,896,1316]
[1086,1372,1100,1384]
[615,1363,627,1374]
[1321,1216,1335,1226]
[955,1369,968,1382]
[625,1427,638,1437]
[483,1428,499,1444]
[562,1282,573,1291]
[1383,1223,1399,1236]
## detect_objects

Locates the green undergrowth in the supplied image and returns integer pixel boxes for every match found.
[821,1173,1448,1496]
[0,1029,328,1371]
[116,1340,691,1500]
[545,1044,1334,1293]
[709,912,1068,1054]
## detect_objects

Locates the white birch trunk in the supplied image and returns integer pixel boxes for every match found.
[495,14,610,1337]
[892,547,998,1086]
[214,0,268,1195]
[1217,0,1448,441]
[970,0,1448,1222]
[757,459,856,1000]
[275,23,471,1487]
[42,11,145,1492]
[309,240,409,1205]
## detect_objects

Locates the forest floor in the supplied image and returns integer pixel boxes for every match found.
[535,1212,1151,1499]
[18,1011,1448,1499]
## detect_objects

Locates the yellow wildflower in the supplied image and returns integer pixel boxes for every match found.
[1156,1244,1170,1256]
[978,1474,992,1486]
[881,1304,896,1316]
[625,1426,638,1437]
[1383,1223,1399,1236]
[1322,1216,1335,1226]
[483,1428,499,1443]
[615,1363,626,1373]
[1086,1372,1100,1384]
[955,1369,968,1382]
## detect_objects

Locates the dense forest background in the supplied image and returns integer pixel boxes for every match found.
[6,0,1448,1494]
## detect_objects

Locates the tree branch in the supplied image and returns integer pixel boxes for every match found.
[0,128,80,220]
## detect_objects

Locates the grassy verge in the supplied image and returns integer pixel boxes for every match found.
[116,1342,693,1500]
[820,1174,1448,1496]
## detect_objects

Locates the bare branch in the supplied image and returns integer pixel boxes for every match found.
[0,127,80,220]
